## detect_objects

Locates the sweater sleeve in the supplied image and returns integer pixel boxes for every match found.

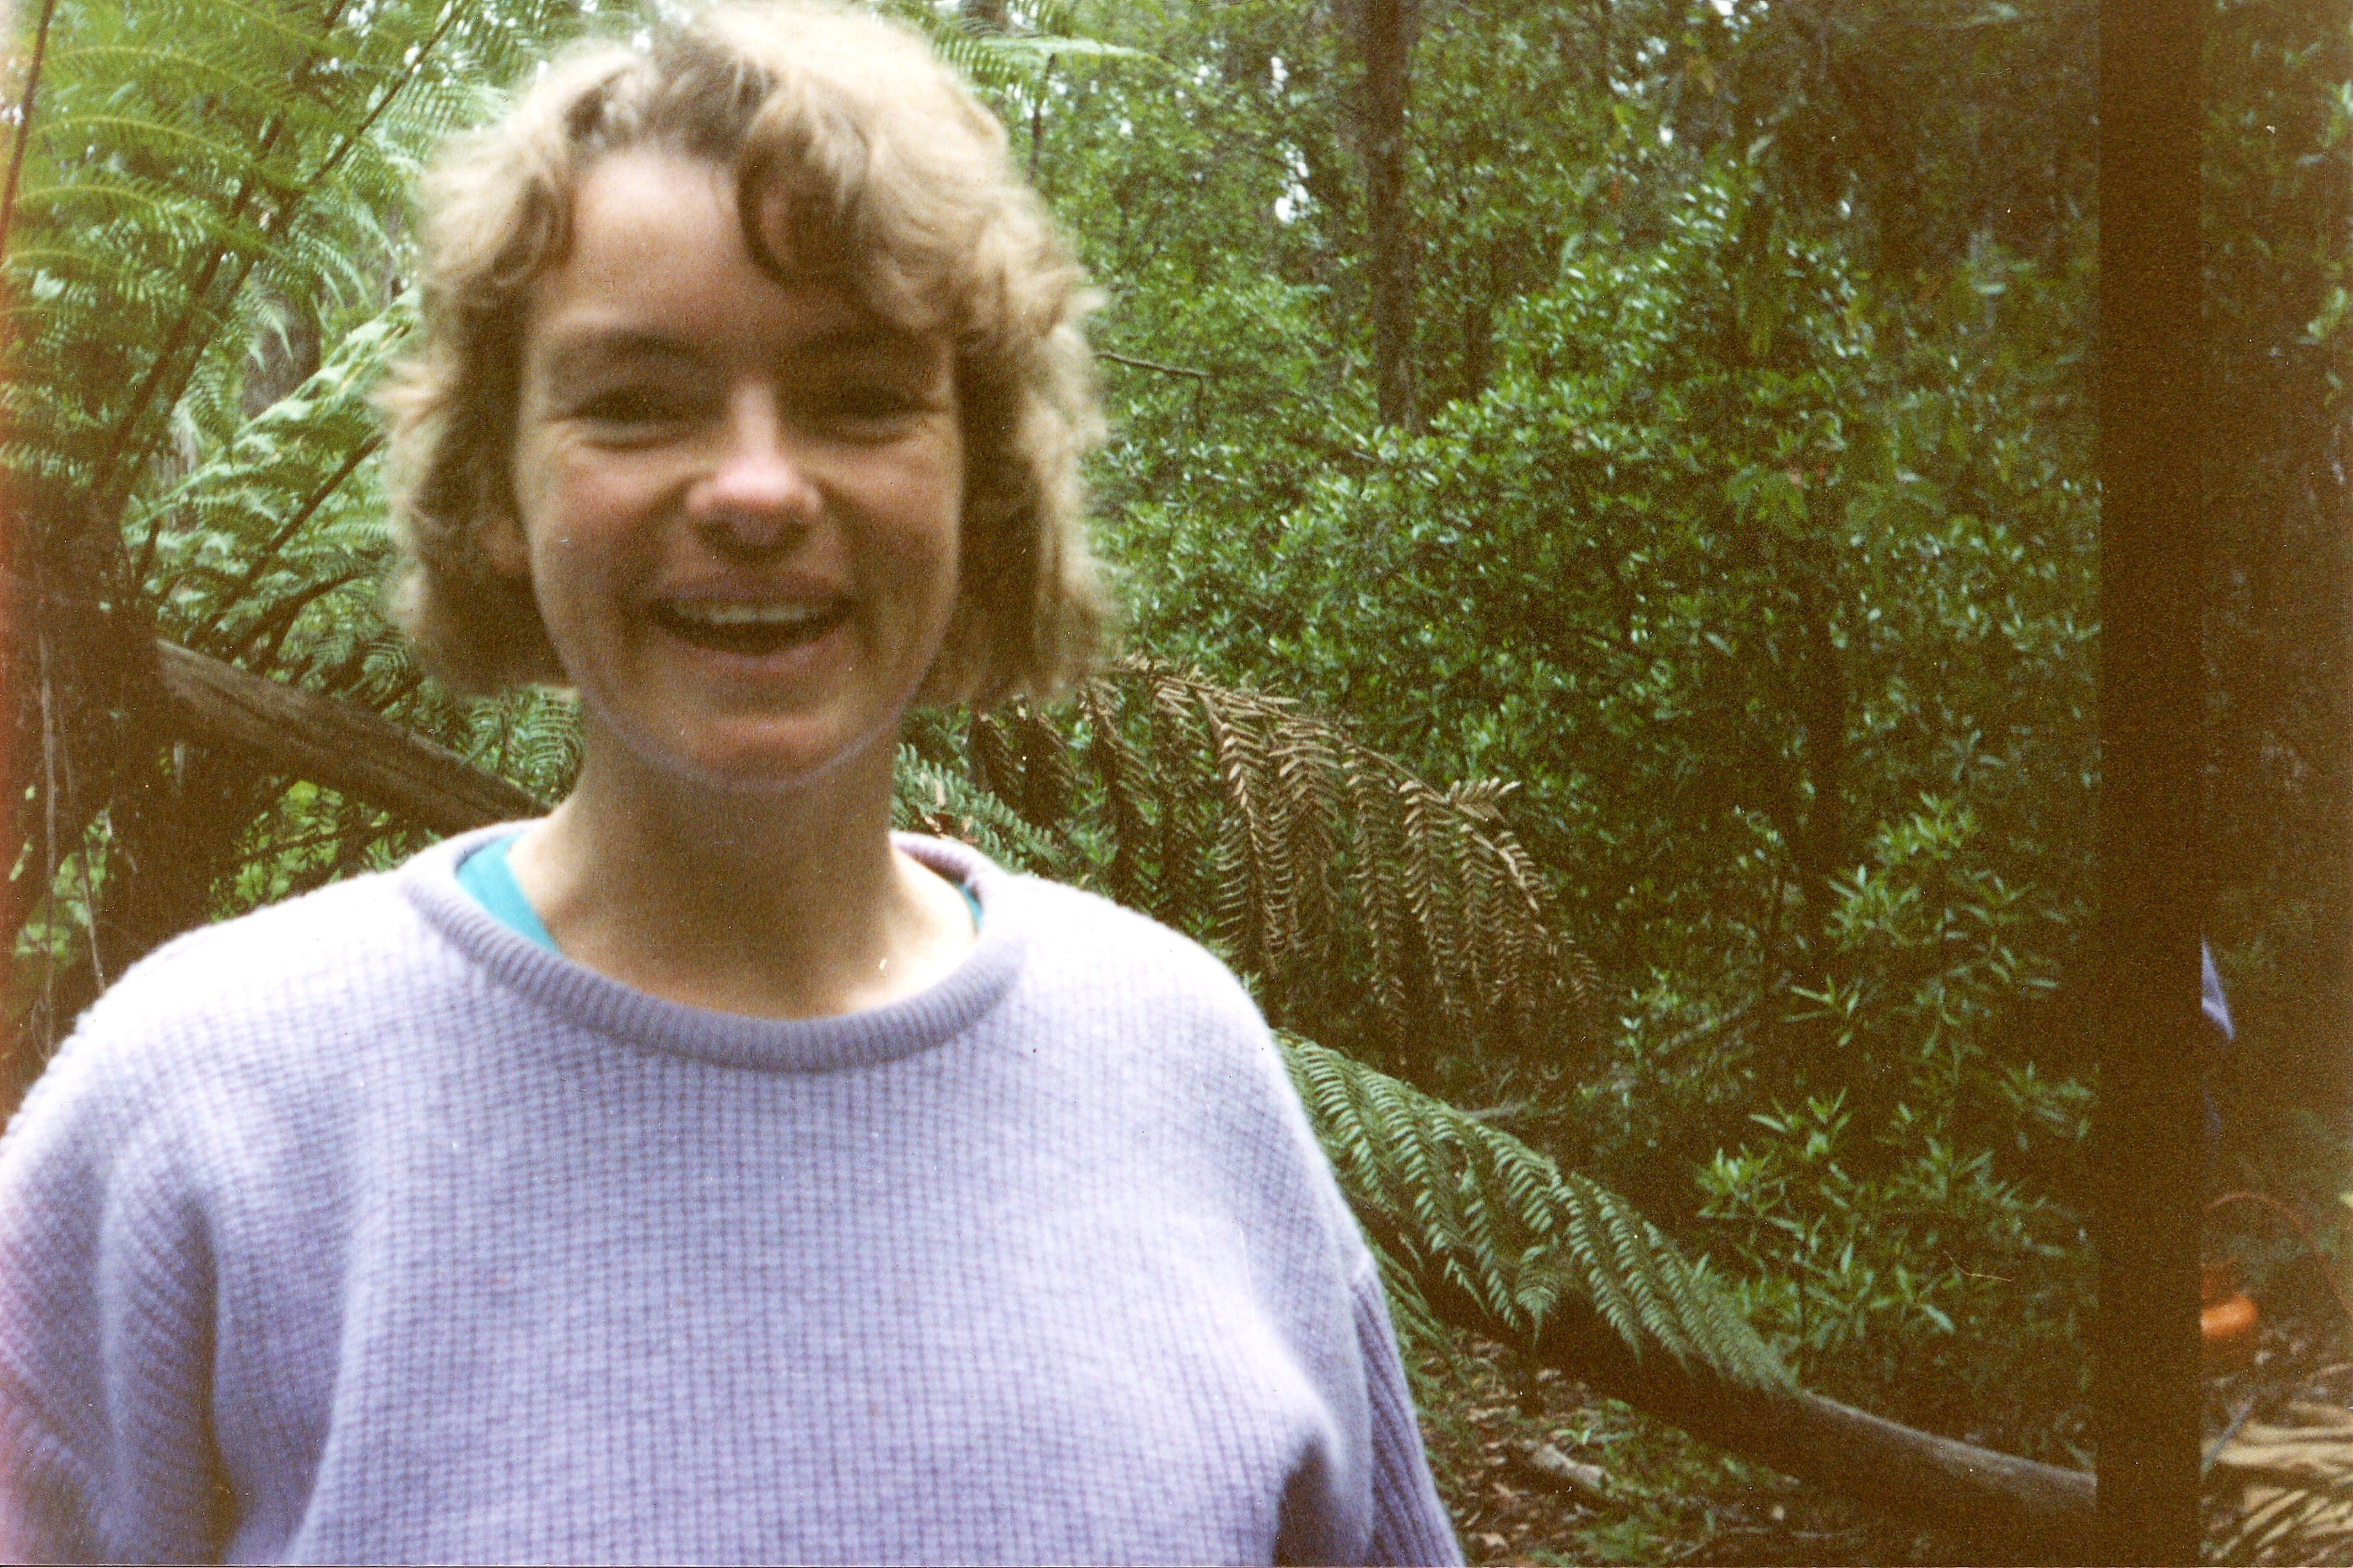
[0,1033,230,1564]
[1351,1262,1463,1566]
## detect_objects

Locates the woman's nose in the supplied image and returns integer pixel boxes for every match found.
[690,391,821,551]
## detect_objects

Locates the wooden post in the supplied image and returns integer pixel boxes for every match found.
[2095,0,2205,1561]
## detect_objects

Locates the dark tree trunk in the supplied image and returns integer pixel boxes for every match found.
[1361,0,1413,429]
[2202,0,2353,1115]
[2311,0,2353,1119]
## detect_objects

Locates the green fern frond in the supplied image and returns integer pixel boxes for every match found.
[138,294,414,654]
[865,0,1155,96]
[1279,1030,1790,1391]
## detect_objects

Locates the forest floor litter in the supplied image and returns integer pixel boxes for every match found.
[1416,1338,1958,1565]
[1418,1288,2353,1564]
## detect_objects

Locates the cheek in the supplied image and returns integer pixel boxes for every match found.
[517,457,645,577]
[914,490,966,620]
[864,461,965,599]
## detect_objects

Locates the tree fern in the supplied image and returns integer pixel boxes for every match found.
[3,0,593,1061]
[140,294,410,661]
[910,662,1608,1122]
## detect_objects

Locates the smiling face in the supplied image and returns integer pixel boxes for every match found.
[496,150,965,798]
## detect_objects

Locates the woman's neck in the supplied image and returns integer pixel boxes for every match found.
[505,730,975,1019]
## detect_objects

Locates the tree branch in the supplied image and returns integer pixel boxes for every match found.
[152,640,543,835]
[0,0,61,267]
[1099,350,1212,379]
[1389,1223,2098,1562]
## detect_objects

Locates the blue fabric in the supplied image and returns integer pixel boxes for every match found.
[2201,942,2235,1042]
[2202,940,2232,1161]
[457,833,981,947]
[455,832,559,952]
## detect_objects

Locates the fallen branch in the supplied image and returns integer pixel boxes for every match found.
[153,639,543,834]
[1512,1441,1615,1509]
[1097,349,1211,379]
[1391,1225,2098,1563]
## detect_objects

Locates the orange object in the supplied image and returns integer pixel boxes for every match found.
[2203,1261,2259,1369]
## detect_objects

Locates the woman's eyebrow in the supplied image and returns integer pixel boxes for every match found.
[533,329,699,387]
[536,323,940,381]
[791,323,948,369]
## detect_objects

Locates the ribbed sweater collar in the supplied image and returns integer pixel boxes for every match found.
[399,824,1025,1075]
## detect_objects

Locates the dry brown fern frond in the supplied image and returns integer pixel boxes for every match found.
[1344,752,1417,1038]
[967,710,1025,814]
[1076,681,1149,905]
[2208,1402,2353,1564]
[1010,700,1078,827]
[1196,685,1280,983]
[953,659,1606,1086]
[1396,775,1475,1037]
[1269,720,1343,1008]
[1145,674,1211,928]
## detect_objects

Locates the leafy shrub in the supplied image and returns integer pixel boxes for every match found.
[1695,801,2091,1460]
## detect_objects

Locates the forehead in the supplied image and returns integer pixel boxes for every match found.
[522,148,944,374]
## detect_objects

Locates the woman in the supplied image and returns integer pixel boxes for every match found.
[0,4,1460,1564]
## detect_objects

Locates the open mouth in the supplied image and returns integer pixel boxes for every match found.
[651,598,849,657]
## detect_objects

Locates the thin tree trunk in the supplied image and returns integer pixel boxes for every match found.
[1363,0,1413,428]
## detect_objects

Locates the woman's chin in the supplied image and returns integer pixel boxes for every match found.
[592,713,903,804]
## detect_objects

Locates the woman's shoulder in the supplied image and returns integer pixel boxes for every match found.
[999,870,1262,1024]
[967,861,1376,1283]
[960,859,1316,1126]
[899,831,1256,1010]
[91,862,431,1025]
[11,852,461,1134]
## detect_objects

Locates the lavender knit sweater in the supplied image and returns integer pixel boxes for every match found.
[0,828,1460,1566]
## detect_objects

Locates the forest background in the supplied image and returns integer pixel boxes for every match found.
[0,0,2347,1558]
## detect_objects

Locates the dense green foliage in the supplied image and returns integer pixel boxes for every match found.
[2199,1,2353,1205]
[1027,0,2107,1460]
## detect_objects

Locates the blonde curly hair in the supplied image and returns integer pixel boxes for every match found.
[379,0,1109,705]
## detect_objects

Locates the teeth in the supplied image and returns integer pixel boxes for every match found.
[666,600,833,628]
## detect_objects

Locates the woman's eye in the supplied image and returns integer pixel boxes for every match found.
[575,387,690,427]
[818,385,929,431]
